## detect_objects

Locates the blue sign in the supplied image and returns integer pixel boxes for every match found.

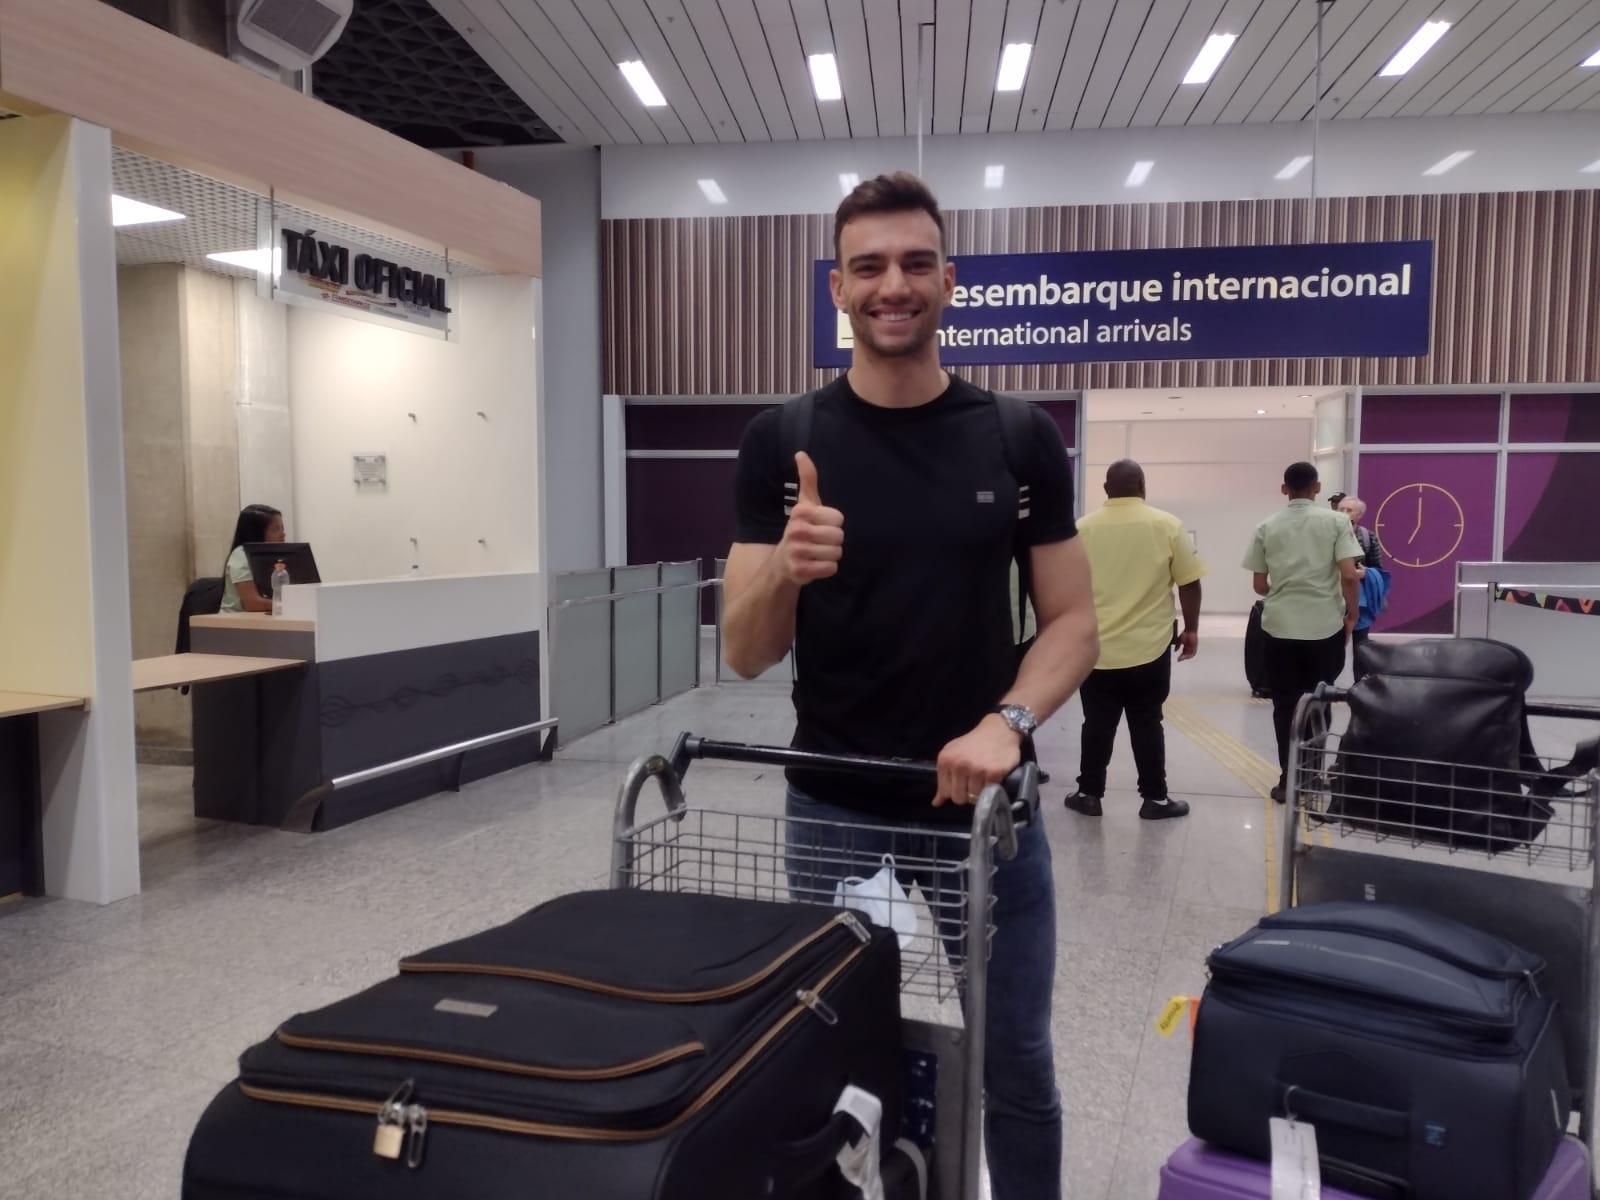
[812,239,1433,367]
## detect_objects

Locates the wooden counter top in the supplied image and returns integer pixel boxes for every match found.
[190,613,315,634]
[131,654,305,693]
[0,691,88,720]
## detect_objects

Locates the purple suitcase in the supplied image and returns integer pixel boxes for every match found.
[1158,1136,1592,1200]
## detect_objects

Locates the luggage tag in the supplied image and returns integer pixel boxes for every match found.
[833,855,918,950]
[1269,1112,1321,1200]
[833,1085,885,1200]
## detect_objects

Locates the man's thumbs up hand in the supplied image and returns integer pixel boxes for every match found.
[779,452,845,585]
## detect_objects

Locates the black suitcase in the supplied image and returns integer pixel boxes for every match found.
[1188,901,1570,1200]
[183,888,903,1200]
[1245,600,1270,698]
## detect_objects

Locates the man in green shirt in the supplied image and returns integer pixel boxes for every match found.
[1242,462,1362,802]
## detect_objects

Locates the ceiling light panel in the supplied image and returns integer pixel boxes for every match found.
[1583,47,1600,68]
[996,43,1032,92]
[698,179,727,204]
[839,172,860,195]
[112,195,185,226]
[808,53,842,101]
[1379,21,1450,77]
[1183,34,1236,85]
[985,164,1005,189]
[1125,160,1155,187]
[619,60,668,107]
[1275,155,1313,180]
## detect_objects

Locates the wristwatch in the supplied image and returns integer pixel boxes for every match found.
[993,703,1038,738]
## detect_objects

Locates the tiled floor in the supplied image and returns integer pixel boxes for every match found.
[0,633,1362,1197]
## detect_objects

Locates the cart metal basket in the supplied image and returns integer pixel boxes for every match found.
[610,733,1040,1200]
[1282,688,1600,1145]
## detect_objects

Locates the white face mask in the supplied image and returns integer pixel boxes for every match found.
[833,855,919,949]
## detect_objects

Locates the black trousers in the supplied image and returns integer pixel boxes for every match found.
[1264,630,1346,784]
[1076,650,1172,800]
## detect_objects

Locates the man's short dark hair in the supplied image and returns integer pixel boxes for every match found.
[1284,462,1319,491]
[833,172,946,263]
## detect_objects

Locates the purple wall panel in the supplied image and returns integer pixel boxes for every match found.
[1358,453,1498,634]
[1508,394,1600,444]
[1359,394,1501,444]
[625,404,775,451]
[1504,453,1600,563]
[625,458,740,622]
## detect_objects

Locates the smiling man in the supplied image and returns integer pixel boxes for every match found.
[722,172,1100,1199]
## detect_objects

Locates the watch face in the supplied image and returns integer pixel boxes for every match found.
[1373,482,1466,569]
[1002,704,1036,734]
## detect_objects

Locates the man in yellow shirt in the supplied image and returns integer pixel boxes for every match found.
[1064,460,1205,819]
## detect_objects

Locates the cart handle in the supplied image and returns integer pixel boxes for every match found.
[665,733,1041,826]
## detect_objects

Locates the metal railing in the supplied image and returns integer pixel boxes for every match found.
[1456,562,1600,701]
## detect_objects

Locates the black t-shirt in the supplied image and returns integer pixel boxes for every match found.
[733,374,1077,823]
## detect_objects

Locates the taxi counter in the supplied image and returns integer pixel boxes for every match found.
[187,573,552,832]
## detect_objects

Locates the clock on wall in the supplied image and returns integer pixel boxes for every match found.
[1373,482,1466,568]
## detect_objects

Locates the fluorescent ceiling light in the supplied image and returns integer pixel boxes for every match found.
[1423,150,1474,176]
[984,164,1005,189]
[1256,408,1267,415]
[1275,155,1313,180]
[1582,158,1600,174]
[808,53,842,101]
[839,172,860,195]
[111,194,185,227]
[619,60,667,107]
[1125,160,1155,187]
[1182,33,1236,85]
[996,42,1032,92]
[208,248,279,274]
[1379,20,1450,77]
[1583,47,1600,67]
[697,179,727,205]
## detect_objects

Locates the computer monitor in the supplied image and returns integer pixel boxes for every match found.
[243,542,322,598]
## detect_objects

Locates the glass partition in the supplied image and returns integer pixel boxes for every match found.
[611,565,661,721]
[551,570,614,743]
[660,561,700,699]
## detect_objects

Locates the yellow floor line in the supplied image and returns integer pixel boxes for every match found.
[1165,697,1283,913]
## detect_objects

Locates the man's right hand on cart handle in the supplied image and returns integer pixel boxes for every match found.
[779,452,846,585]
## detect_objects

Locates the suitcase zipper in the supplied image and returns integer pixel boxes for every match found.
[238,940,868,1165]
[1205,980,1539,1062]
[1209,956,1519,1037]
[398,910,870,1003]
[1254,914,1545,987]
[273,1030,707,1081]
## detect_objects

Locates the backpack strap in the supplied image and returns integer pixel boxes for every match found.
[991,392,1040,643]
[779,389,818,516]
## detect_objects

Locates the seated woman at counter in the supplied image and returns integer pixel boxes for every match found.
[220,504,285,614]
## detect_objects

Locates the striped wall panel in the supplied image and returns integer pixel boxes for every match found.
[601,191,1600,396]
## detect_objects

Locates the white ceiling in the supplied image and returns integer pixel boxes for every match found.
[1085,385,1338,421]
[428,0,1600,145]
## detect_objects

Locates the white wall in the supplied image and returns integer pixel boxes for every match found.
[1084,414,1315,616]
[598,111,1600,219]
[468,145,603,572]
[288,274,540,582]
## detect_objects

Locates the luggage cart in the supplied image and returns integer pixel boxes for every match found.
[610,733,1041,1200]
[1280,689,1600,1150]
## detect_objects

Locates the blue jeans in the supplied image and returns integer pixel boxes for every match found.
[784,787,1062,1200]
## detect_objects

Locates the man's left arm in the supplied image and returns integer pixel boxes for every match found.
[934,537,1099,806]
